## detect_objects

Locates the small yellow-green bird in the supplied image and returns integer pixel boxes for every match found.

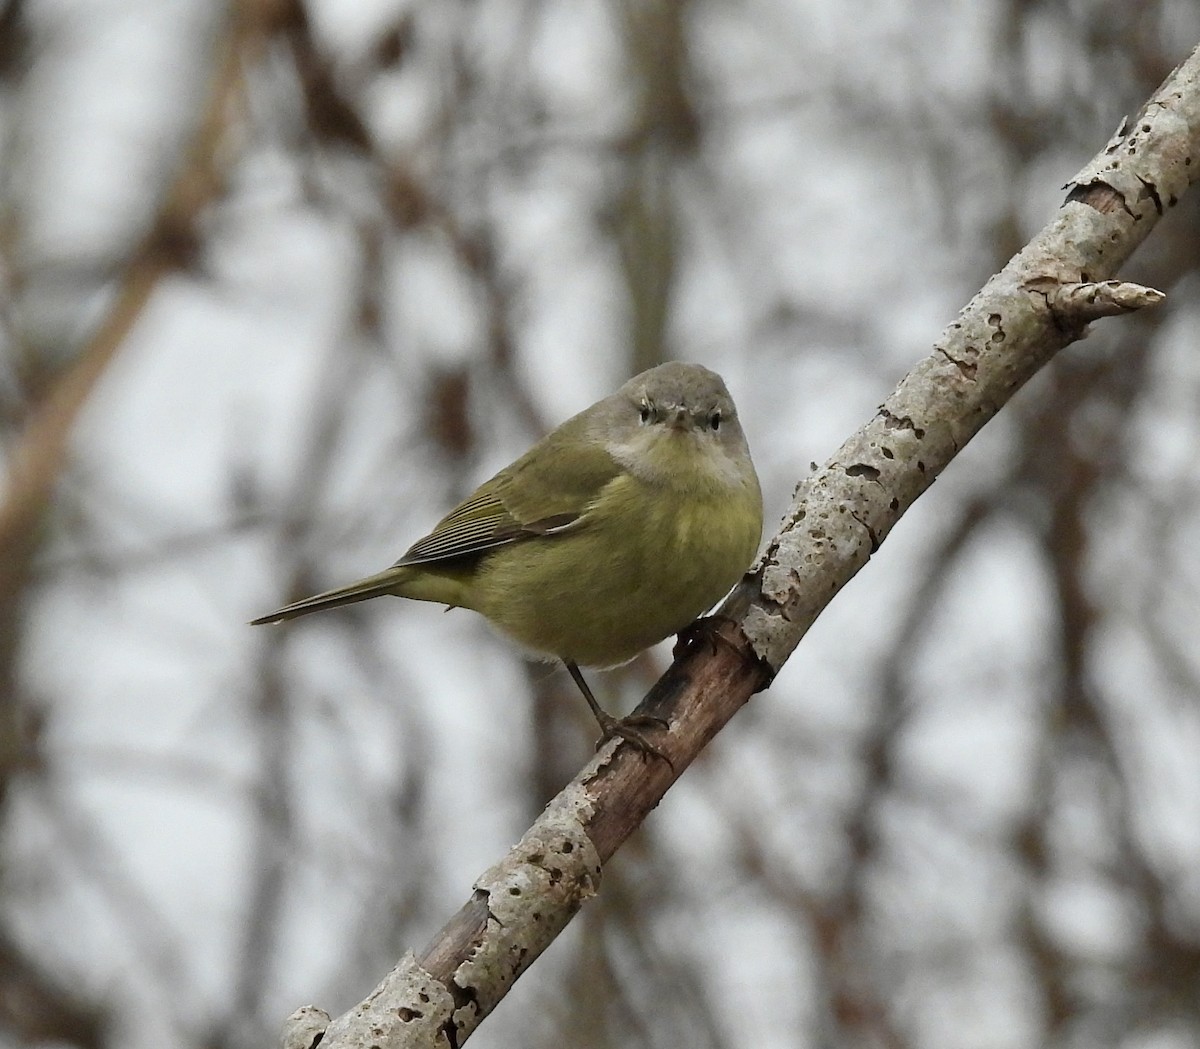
[252,361,763,756]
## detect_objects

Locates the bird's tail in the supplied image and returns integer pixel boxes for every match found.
[249,568,407,625]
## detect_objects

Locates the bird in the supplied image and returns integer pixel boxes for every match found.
[252,361,763,759]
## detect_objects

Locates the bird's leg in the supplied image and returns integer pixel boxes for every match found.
[564,660,672,766]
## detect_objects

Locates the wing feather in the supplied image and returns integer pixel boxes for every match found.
[393,427,622,568]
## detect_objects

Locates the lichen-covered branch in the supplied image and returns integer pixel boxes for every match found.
[729,43,1199,672]
[281,39,1200,1049]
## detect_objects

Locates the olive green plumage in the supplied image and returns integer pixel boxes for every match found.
[252,361,762,749]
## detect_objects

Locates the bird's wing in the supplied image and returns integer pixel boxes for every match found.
[394,428,622,567]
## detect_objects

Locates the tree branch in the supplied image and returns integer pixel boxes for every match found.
[280,39,1200,1049]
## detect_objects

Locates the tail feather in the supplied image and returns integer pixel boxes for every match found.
[250,569,403,625]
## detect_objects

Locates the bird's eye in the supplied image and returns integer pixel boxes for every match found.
[709,410,722,431]
[639,402,652,423]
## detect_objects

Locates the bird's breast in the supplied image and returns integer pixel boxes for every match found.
[473,472,762,667]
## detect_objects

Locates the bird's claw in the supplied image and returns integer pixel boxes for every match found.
[594,711,674,769]
[673,615,739,661]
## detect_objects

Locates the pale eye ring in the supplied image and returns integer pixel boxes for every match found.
[639,401,652,423]
[709,410,722,431]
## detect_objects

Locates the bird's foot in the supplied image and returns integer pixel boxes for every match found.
[563,659,674,768]
[593,709,674,769]
[673,615,739,661]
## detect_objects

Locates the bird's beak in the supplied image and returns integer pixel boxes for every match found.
[666,407,691,431]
